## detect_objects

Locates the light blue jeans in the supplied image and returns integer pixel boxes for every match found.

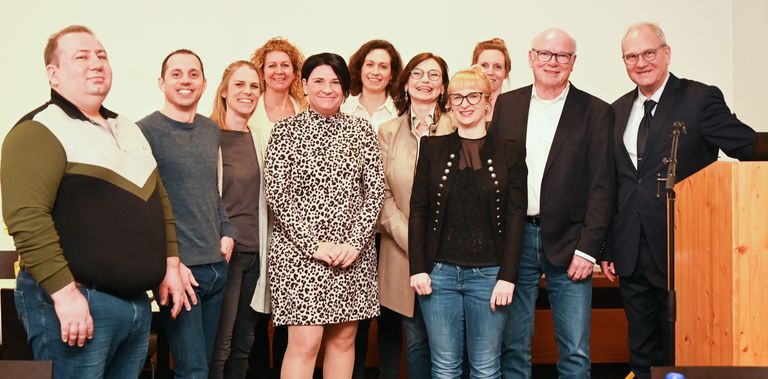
[155,260,228,379]
[15,270,152,379]
[419,262,509,379]
[501,223,592,379]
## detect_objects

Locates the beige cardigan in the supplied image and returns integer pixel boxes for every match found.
[377,112,456,317]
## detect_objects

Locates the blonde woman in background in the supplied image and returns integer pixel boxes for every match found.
[471,38,512,122]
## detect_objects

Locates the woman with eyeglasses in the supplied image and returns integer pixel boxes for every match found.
[471,38,512,122]
[377,52,456,379]
[264,52,384,379]
[409,66,527,378]
[342,39,404,379]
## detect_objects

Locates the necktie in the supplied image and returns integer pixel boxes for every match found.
[636,99,657,164]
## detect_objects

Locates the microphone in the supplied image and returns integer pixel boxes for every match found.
[665,121,687,190]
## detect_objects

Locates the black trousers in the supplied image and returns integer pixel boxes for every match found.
[619,231,670,379]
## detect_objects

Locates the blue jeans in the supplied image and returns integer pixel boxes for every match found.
[502,223,592,379]
[419,262,508,379]
[155,260,227,379]
[15,270,151,379]
[402,299,431,379]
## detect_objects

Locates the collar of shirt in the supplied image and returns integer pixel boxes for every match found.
[342,94,396,116]
[633,72,670,115]
[49,89,117,122]
[410,104,436,128]
[531,83,570,104]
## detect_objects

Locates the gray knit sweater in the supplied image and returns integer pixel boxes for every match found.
[138,111,237,266]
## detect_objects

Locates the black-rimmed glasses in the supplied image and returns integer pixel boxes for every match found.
[532,49,573,64]
[448,92,485,106]
[622,45,667,66]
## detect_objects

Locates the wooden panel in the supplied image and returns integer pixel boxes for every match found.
[0,360,52,379]
[675,162,768,366]
[675,161,735,365]
[733,163,768,365]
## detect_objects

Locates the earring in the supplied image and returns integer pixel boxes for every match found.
[405,91,409,102]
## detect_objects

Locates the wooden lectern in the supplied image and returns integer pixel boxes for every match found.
[674,161,768,366]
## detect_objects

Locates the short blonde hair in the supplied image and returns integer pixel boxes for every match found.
[448,65,492,98]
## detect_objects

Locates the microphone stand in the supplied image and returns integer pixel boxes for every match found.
[661,121,686,366]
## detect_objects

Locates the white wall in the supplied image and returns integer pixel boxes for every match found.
[0,0,765,249]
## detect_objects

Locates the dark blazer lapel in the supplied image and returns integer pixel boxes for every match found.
[614,91,637,171]
[543,84,580,176]
[516,86,533,143]
[641,74,682,170]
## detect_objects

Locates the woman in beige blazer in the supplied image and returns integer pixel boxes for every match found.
[377,52,456,379]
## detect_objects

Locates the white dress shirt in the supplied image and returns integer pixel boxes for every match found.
[526,84,569,217]
[623,73,670,168]
[526,84,595,263]
[341,94,397,133]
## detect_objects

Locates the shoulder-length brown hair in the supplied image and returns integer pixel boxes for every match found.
[210,60,258,129]
[347,39,403,97]
[392,53,449,118]
[250,37,307,109]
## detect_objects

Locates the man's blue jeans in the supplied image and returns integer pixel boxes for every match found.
[156,260,227,379]
[501,223,592,379]
[15,270,152,379]
[419,262,509,379]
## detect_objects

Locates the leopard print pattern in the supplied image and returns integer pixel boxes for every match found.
[265,109,385,325]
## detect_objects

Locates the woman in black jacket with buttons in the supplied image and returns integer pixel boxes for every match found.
[408,66,527,378]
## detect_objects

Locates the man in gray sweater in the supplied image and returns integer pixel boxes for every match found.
[138,49,237,379]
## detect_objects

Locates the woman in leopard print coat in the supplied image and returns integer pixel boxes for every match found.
[264,52,384,378]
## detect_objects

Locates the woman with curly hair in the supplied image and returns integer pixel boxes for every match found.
[249,37,307,136]
[248,37,307,377]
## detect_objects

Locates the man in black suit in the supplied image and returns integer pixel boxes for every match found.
[490,28,614,379]
[602,22,767,379]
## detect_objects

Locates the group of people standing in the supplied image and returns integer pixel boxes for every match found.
[3,21,767,379]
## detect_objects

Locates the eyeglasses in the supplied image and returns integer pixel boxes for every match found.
[622,45,667,66]
[410,69,442,81]
[531,49,573,64]
[448,92,486,106]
